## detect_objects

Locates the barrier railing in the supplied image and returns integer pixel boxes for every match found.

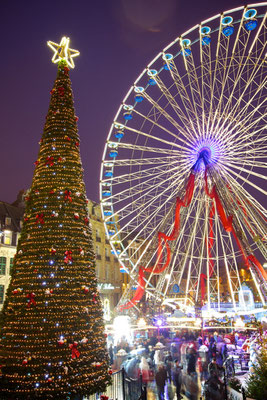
[85,368,146,400]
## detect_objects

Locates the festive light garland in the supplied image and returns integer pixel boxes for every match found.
[0,40,111,399]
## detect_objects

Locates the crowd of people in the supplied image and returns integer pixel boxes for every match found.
[108,328,254,399]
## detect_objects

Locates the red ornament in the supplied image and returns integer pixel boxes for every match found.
[92,292,97,304]
[75,141,79,147]
[58,86,65,96]
[64,135,71,142]
[64,250,73,264]
[24,216,29,222]
[57,338,65,346]
[69,342,80,359]
[35,213,45,225]
[49,189,55,194]
[84,217,89,224]
[50,247,56,255]
[74,213,79,220]
[22,358,28,366]
[50,89,55,95]
[64,67,69,75]
[108,369,113,375]
[82,286,89,293]
[64,190,72,202]
[75,116,79,122]
[24,196,30,202]
[100,395,109,400]
[58,156,62,162]
[46,156,54,167]
[26,292,36,308]
[34,159,40,166]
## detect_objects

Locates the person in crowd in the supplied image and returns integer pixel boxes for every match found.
[222,342,228,362]
[187,347,197,378]
[154,349,163,368]
[208,357,221,377]
[138,356,150,385]
[170,342,179,361]
[155,364,168,400]
[164,351,173,382]
[204,371,224,400]
[172,359,182,400]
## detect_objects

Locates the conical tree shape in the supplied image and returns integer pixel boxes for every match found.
[0,59,111,399]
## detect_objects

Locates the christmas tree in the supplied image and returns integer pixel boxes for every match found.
[0,37,111,399]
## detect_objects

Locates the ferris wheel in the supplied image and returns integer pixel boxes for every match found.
[100,3,267,316]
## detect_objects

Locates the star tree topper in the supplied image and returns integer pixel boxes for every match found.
[47,36,80,68]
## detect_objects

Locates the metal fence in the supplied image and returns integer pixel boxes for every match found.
[84,368,146,400]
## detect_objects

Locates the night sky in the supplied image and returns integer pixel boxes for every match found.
[1,0,250,204]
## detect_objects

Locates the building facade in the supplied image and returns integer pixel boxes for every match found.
[0,193,25,309]
[86,200,123,319]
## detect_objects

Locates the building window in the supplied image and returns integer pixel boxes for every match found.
[96,229,101,242]
[105,266,110,281]
[9,258,14,274]
[0,285,4,303]
[105,248,110,261]
[5,217,11,226]
[3,231,12,245]
[0,257,7,275]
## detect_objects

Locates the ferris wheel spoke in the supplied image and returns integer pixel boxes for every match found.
[217,215,238,311]
[104,155,177,167]
[214,69,266,141]
[222,164,267,195]
[109,169,187,238]
[137,91,196,145]
[229,125,267,149]
[108,159,189,206]
[152,74,199,138]
[223,171,267,217]
[214,29,265,133]
[180,53,204,133]
[106,159,182,186]
[121,181,187,260]
[115,141,183,156]
[164,58,203,129]
[122,122,191,150]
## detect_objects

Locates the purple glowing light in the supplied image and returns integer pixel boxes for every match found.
[155,318,163,327]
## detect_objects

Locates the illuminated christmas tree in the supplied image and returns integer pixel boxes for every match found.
[0,37,111,399]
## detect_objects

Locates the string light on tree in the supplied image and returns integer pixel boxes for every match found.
[0,37,110,399]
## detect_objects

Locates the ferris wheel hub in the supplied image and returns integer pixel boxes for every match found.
[193,146,211,171]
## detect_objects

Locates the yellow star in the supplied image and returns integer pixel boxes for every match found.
[47,37,80,69]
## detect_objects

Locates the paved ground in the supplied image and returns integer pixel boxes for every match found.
[146,380,201,400]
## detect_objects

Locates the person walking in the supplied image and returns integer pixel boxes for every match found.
[155,364,168,400]
[208,357,221,377]
[172,359,182,400]
[164,351,173,382]
[187,347,197,377]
